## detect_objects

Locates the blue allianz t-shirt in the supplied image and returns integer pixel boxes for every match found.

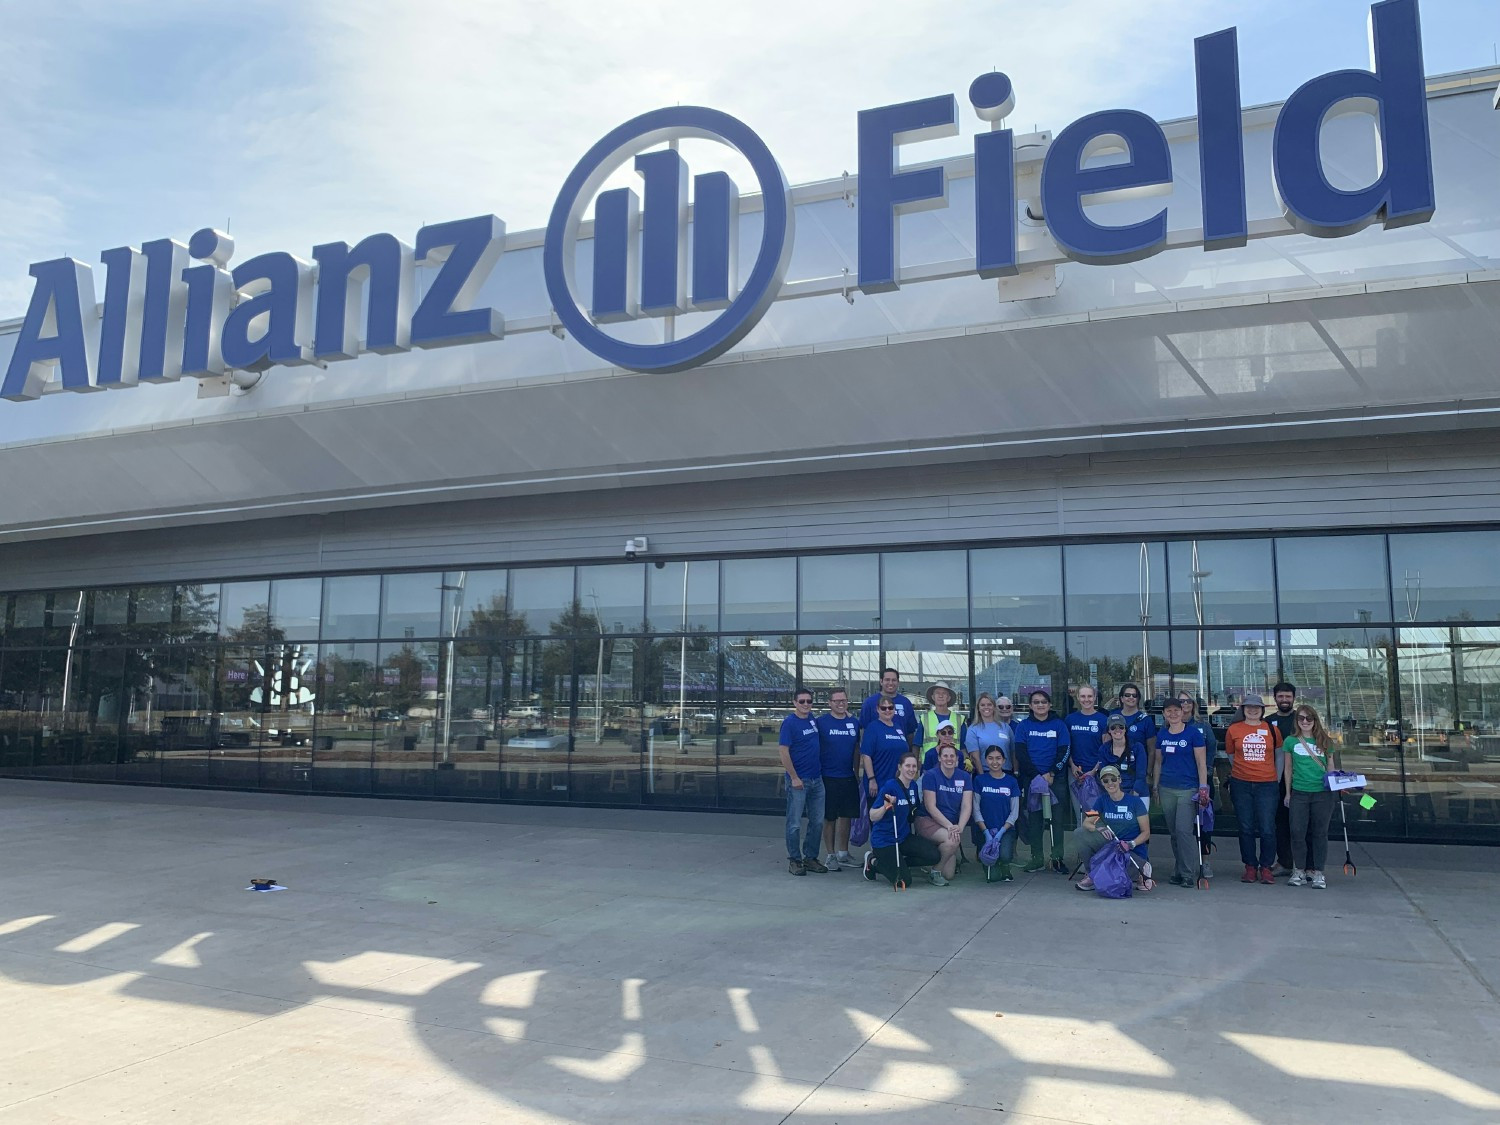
[778,713,822,780]
[1108,710,1157,795]
[919,765,969,822]
[1090,792,1148,843]
[859,693,918,744]
[863,722,913,784]
[815,714,861,779]
[1156,724,1206,789]
[870,779,919,848]
[1064,711,1108,772]
[974,772,1021,829]
[1012,716,1071,775]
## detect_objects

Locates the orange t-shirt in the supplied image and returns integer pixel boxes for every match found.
[1227,721,1282,782]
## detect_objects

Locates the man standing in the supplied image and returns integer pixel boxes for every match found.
[1268,680,1298,876]
[860,667,918,747]
[779,689,827,876]
[816,688,862,870]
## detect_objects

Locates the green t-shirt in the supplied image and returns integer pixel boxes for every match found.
[1285,735,1331,793]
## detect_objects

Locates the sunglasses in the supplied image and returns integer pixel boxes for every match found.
[1121,692,1139,699]
[878,705,895,712]
[1297,715,1315,723]
[996,705,1014,710]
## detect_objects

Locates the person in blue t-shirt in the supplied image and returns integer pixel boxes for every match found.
[973,744,1021,881]
[1065,684,1108,801]
[778,689,827,876]
[1012,690,1073,873]
[1072,764,1152,892]
[815,688,862,871]
[859,667,917,748]
[862,751,922,888]
[921,721,961,772]
[1149,697,1210,887]
[964,693,1014,773]
[916,743,972,886]
[1108,683,1157,807]
[861,697,914,798]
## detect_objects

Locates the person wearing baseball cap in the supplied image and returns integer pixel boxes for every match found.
[1227,693,1283,884]
[1072,762,1150,891]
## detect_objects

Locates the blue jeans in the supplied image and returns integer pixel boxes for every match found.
[785,777,826,861]
[1231,778,1278,868]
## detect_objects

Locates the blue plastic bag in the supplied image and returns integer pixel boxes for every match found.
[1089,842,1133,899]
[979,827,1002,866]
[850,783,871,848]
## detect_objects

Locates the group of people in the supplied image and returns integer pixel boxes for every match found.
[777,669,1343,892]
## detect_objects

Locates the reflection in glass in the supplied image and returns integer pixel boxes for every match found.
[501,639,573,802]
[1065,542,1167,629]
[373,642,438,795]
[721,558,795,634]
[435,638,503,798]
[647,560,717,633]
[220,582,270,640]
[1167,539,1275,626]
[974,632,1063,707]
[577,564,646,634]
[882,551,967,630]
[719,635,797,812]
[380,572,442,639]
[1280,626,1399,834]
[1396,626,1500,840]
[313,642,376,793]
[1388,532,1500,623]
[799,555,878,632]
[153,647,226,786]
[175,584,220,641]
[798,634,880,708]
[509,567,575,635]
[270,578,322,642]
[1065,630,1173,708]
[443,569,507,637]
[570,636,643,805]
[882,632,972,717]
[322,575,381,640]
[643,635,719,806]
[970,546,1063,630]
[76,647,126,782]
[1276,535,1389,623]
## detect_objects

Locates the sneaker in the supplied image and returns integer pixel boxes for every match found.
[802,856,828,874]
[862,851,876,882]
[1273,865,1295,878]
[1023,858,1045,873]
[1000,864,1014,882]
[1168,875,1191,887]
[1076,877,1096,891]
[1050,859,1068,875]
[822,854,841,871]
[1311,872,1327,889]
[928,870,950,887]
[1288,870,1305,887]
[1201,862,1213,881]
[1241,865,1257,883]
[838,851,855,868]
[1259,867,1275,885]
[788,859,806,876]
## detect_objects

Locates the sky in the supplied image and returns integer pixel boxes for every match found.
[0,0,1495,311]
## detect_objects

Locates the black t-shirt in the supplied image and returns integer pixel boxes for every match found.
[1269,709,1297,742]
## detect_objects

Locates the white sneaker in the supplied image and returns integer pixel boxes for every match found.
[1288,870,1305,887]
[1311,872,1327,889]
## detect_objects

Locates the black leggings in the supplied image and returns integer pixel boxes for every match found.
[870,835,940,883]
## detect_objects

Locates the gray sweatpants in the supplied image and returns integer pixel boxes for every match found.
[1159,786,1200,883]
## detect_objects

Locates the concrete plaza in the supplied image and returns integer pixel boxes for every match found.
[0,780,1496,1124]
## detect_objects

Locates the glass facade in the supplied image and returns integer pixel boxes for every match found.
[1,529,1497,842]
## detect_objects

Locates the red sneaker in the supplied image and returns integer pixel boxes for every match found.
[1259,867,1275,884]
[1241,865,1257,883]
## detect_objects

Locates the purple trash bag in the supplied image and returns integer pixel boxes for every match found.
[979,828,1002,866]
[1089,841,1133,899]
[1198,800,1215,835]
[1074,772,1101,812]
[1027,773,1051,812]
[850,783,871,848]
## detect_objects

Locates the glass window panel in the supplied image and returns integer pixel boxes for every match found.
[373,641,438,795]
[166,646,228,785]
[434,637,502,799]
[320,575,379,640]
[970,546,1063,630]
[1389,531,1500,623]
[11,592,48,631]
[272,577,323,642]
[501,638,574,802]
[219,581,270,641]
[1276,535,1389,624]
[92,589,130,627]
[881,551,967,630]
[720,557,795,634]
[1166,626,1278,729]
[1064,542,1168,629]
[644,634,719,807]
[571,635,645,806]
[648,560,718,633]
[719,635,798,812]
[509,567,575,635]
[443,569,507,637]
[883,632,973,738]
[134,585,174,624]
[1065,629,1174,710]
[577,564,646,634]
[76,647,127,783]
[175,584,220,641]
[1167,539,1275,626]
[1281,626,1401,835]
[1397,626,1500,842]
[380,572,442,639]
[798,634,881,708]
[974,631,1065,708]
[312,641,377,793]
[799,554,878,632]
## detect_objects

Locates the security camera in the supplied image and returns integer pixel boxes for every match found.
[625,536,648,560]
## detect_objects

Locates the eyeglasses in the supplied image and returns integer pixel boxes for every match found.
[795,698,812,706]
[1297,716,1315,724]
[1121,692,1139,699]
[878,704,895,712]
[1177,700,1194,709]
[996,705,1014,711]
